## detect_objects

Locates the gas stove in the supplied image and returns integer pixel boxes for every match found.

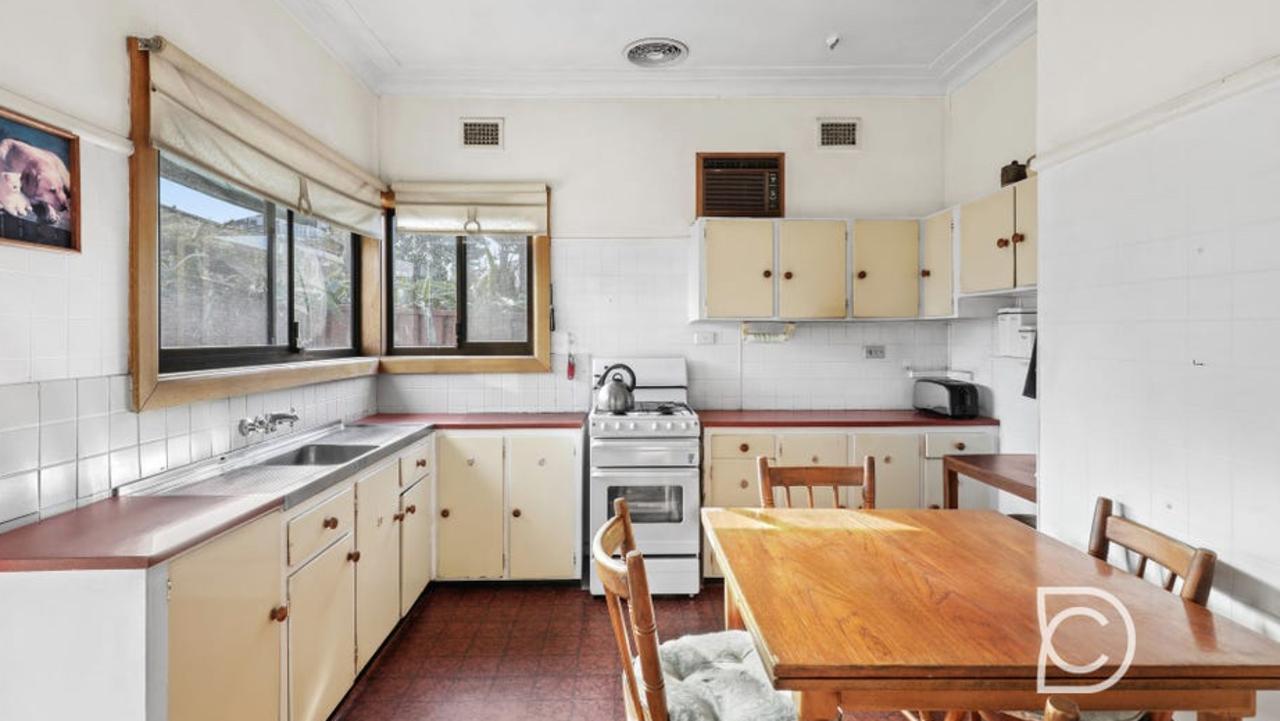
[588,401,701,439]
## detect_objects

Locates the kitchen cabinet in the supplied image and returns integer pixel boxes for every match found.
[703,219,775,318]
[507,435,578,579]
[921,431,998,508]
[920,210,954,317]
[959,178,1036,293]
[399,438,433,488]
[400,478,432,615]
[852,219,920,317]
[851,433,923,508]
[288,533,356,721]
[776,433,849,508]
[707,458,764,509]
[436,434,505,579]
[354,460,401,669]
[777,220,848,318]
[167,511,283,721]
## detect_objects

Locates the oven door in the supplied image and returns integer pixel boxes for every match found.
[589,468,699,556]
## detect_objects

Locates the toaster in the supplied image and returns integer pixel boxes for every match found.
[912,378,980,419]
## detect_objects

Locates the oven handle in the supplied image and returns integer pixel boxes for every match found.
[590,468,699,480]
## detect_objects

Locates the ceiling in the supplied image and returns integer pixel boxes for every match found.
[280,0,1036,97]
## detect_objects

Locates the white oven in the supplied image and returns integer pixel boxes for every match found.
[588,467,700,557]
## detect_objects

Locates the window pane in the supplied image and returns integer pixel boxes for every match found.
[159,156,272,348]
[293,214,354,350]
[465,235,528,343]
[392,233,457,348]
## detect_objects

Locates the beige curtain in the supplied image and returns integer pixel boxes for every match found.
[145,37,386,238]
[392,182,548,235]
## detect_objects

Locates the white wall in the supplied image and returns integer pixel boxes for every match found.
[1038,0,1280,155]
[943,35,1037,206]
[1037,8,1280,715]
[0,0,380,528]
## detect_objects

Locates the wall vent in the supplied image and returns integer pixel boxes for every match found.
[697,152,785,218]
[460,118,503,148]
[818,118,859,148]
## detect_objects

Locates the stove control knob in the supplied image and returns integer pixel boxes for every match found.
[627,422,636,430]
[664,422,674,430]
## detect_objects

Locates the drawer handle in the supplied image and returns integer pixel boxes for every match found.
[406,504,417,515]
[783,271,794,280]
[857,270,868,279]
[883,455,893,464]
[762,269,772,278]
[322,516,339,530]
[347,550,361,563]
[416,458,427,468]
[441,508,451,518]
[738,479,749,490]
[269,605,289,623]
[811,455,819,464]
[466,457,476,467]
[996,238,1010,249]
[954,441,967,451]
[739,443,750,453]
[512,508,522,518]
[393,512,406,522]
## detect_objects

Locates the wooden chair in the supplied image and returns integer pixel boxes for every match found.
[1043,698,1080,721]
[758,455,876,510]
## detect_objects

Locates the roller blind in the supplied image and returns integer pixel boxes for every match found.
[392,182,548,235]
[143,36,386,238]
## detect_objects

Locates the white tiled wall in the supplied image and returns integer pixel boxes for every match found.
[1039,79,1280,648]
[0,375,376,529]
[378,238,951,413]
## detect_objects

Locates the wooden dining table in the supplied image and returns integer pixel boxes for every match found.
[701,508,1280,721]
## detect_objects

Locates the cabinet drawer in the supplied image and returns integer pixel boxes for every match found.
[777,434,848,466]
[924,432,996,459]
[709,434,776,460]
[288,487,354,567]
[399,439,432,486]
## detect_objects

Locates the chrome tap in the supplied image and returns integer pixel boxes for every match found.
[237,416,269,437]
[266,408,300,432]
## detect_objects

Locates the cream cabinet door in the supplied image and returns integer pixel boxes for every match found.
[852,220,920,317]
[707,458,763,509]
[168,512,282,721]
[400,479,432,616]
[851,434,922,509]
[777,220,847,318]
[355,461,401,669]
[776,434,850,508]
[288,534,355,721]
[703,219,775,318]
[1014,176,1038,287]
[920,211,954,317]
[436,435,505,579]
[508,435,578,579]
[959,186,1015,293]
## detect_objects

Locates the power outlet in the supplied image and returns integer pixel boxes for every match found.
[864,344,886,360]
[693,331,717,345]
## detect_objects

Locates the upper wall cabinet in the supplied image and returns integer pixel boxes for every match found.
[958,177,1036,293]
[920,210,954,318]
[702,219,776,319]
[851,220,919,318]
[778,220,848,318]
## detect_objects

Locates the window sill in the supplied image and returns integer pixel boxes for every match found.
[379,354,551,375]
[139,357,379,411]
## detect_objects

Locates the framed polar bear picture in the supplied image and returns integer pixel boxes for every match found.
[0,106,80,252]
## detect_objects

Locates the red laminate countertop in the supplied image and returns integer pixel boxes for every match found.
[698,409,998,428]
[0,495,281,572]
[359,412,585,430]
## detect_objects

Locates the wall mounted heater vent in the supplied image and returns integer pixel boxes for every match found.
[461,118,503,148]
[818,118,859,148]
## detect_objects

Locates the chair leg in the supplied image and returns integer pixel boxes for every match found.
[942,711,969,721]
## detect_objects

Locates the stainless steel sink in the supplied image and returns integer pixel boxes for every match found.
[262,444,377,466]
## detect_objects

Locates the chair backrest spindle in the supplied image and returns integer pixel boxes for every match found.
[758,455,877,510]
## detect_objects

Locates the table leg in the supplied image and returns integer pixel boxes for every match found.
[724,581,744,630]
[797,690,840,721]
[943,464,960,509]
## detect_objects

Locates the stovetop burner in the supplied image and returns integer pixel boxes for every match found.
[602,401,694,417]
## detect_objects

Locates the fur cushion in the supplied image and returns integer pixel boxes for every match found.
[1009,711,1144,721]
[636,630,796,721]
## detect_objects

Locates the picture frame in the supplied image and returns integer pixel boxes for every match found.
[0,106,80,253]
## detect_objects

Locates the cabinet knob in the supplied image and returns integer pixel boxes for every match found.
[538,458,546,466]
[466,457,476,466]
[954,441,967,451]
[739,479,749,489]
[857,270,868,279]
[762,269,773,278]
[269,605,289,623]
[921,269,932,278]
[393,512,406,522]
[347,550,361,563]
[883,455,893,464]
[996,238,1011,248]
[783,271,794,280]
[811,455,820,464]
[441,508,451,518]
[416,458,427,468]
[1011,232,1026,244]
[739,443,750,453]
[322,516,339,530]
[406,504,417,515]
[512,508,522,518]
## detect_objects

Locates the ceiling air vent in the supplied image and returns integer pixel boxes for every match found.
[460,118,503,148]
[818,118,859,149]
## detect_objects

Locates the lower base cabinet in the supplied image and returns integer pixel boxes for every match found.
[400,478,432,615]
[436,435,506,579]
[355,461,402,669]
[508,435,578,580]
[288,534,356,721]
[850,433,922,508]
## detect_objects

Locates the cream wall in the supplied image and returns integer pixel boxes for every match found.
[943,36,1037,206]
[1038,0,1280,155]
[379,96,945,239]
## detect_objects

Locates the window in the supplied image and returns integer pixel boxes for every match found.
[389,229,532,356]
[158,155,359,372]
